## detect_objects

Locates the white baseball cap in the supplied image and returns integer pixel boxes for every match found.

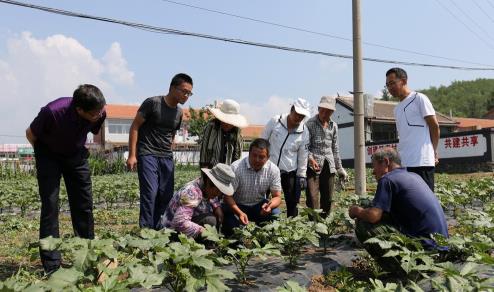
[292,98,310,117]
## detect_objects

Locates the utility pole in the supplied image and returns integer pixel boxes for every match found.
[352,0,366,196]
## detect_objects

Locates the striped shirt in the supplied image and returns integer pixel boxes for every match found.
[230,157,282,206]
[305,115,342,173]
[199,119,243,168]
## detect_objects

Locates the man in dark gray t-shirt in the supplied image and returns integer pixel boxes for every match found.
[137,96,182,157]
[127,73,193,229]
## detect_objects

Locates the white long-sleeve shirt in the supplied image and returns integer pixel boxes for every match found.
[261,113,309,177]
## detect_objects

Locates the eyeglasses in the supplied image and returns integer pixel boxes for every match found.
[175,87,193,97]
[86,108,105,118]
[385,79,401,88]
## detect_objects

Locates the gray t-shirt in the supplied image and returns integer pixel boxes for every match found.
[137,96,182,157]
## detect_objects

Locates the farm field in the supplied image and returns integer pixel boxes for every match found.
[0,167,493,291]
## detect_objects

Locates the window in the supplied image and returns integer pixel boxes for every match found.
[108,119,131,134]
[371,122,398,142]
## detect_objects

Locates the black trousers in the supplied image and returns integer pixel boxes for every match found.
[35,145,94,271]
[407,166,435,192]
[281,171,301,217]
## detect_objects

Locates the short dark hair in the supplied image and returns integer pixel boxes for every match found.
[386,67,408,80]
[249,138,270,155]
[372,147,401,166]
[72,84,106,111]
[170,73,193,87]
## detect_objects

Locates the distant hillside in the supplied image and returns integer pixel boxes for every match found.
[419,78,494,118]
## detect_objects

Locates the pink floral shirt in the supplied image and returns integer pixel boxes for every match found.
[159,178,220,238]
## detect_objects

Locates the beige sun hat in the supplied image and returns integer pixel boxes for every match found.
[209,99,248,128]
[201,163,236,196]
[319,96,336,110]
[292,98,311,117]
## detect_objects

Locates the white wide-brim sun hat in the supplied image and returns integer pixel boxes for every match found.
[201,163,236,195]
[209,99,248,129]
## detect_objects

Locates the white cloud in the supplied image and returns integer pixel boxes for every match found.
[102,42,134,86]
[239,95,294,125]
[0,32,134,143]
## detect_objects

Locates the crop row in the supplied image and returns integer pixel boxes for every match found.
[0,168,198,216]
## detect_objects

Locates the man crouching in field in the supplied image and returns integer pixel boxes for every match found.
[26,84,106,274]
[222,138,283,236]
[348,147,448,273]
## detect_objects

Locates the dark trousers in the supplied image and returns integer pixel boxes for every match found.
[35,146,94,272]
[222,200,280,236]
[137,155,174,229]
[407,166,435,192]
[281,171,301,217]
[306,161,336,217]
[193,213,217,227]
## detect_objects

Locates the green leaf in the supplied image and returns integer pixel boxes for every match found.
[184,269,203,292]
[459,262,479,276]
[364,237,395,249]
[382,250,401,257]
[127,238,153,251]
[139,228,159,239]
[22,285,46,292]
[201,225,222,242]
[206,276,231,292]
[73,246,94,272]
[276,280,306,292]
[192,256,214,270]
[39,236,61,251]
[406,280,425,292]
[45,268,83,290]
[206,269,235,280]
[445,276,462,291]
[315,223,328,234]
[128,264,165,289]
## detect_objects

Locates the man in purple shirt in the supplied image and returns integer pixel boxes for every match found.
[26,84,106,274]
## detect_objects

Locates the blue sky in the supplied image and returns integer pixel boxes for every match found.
[1,0,494,143]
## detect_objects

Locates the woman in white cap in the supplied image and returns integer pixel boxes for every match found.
[199,99,248,168]
[157,163,235,238]
[261,98,311,217]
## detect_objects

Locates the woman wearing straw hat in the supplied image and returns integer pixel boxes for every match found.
[199,99,248,168]
[157,163,235,238]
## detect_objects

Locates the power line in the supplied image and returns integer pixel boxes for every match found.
[434,0,494,50]
[158,0,494,67]
[486,0,494,10]
[472,0,494,23]
[447,0,494,41]
[1,0,494,71]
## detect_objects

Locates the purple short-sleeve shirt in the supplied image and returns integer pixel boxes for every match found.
[30,97,106,156]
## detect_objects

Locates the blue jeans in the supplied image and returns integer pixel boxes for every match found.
[222,199,280,236]
[137,155,174,229]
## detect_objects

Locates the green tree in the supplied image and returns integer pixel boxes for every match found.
[381,86,397,101]
[188,105,212,142]
[419,78,494,118]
